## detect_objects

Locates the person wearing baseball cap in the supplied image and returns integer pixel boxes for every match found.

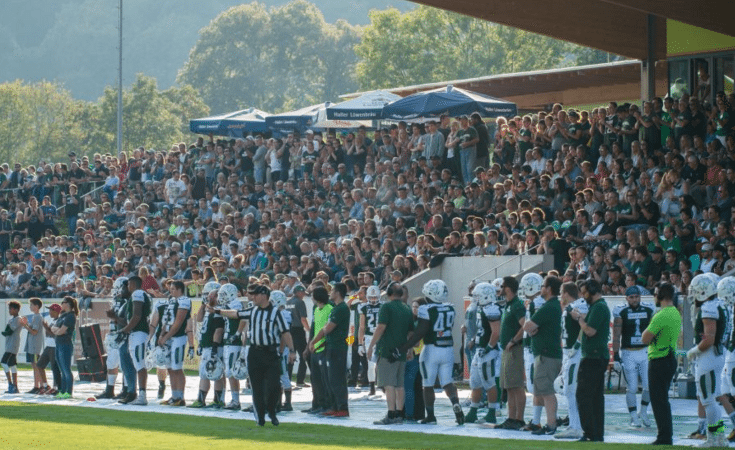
[286,283,310,388]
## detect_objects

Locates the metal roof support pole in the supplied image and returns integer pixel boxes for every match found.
[641,13,657,102]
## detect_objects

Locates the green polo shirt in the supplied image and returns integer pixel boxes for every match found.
[530,297,562,358]
[645,306,681,360]
[581,298,611,359]
[326,301,350,350]
[500,296,525,348]
[376,300,414,360]
[313,303,333,354]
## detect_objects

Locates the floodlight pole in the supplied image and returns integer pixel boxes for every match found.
[117,0,123,155]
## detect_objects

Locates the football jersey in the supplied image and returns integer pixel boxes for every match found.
[198,309,224,349]
[524,296,546,348]
[126,289,152,334]
[474,303,502,349]
[359,301,383,336]
[726,304,735,353]
[153,299,169,338]
[562,298,589,349]
[109,296,128,333]
[418,302,455,347]
[223,299,243,346]
[613,301,655,349]
[695,298,727,356]
[282,309,293,329]
[161,295,192,338]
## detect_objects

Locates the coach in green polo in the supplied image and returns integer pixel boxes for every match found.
[523,275,563,435]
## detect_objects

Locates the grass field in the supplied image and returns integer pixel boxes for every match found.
[0,401,673,449]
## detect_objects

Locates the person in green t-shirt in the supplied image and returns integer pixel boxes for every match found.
[523,275,563,435]
[572,279,610,442]
[305,286,333,413]
[641,282,681,445]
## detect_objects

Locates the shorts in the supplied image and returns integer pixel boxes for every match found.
[696,348,725,404]
[106,347,120,370]
[376,358,405,388]
[470,348,500,391]
[37,346,56,370]
[224,345,242,379]
[621,347,649,392]
[25,353,40,364]
[500,344,524,390]
[1,352,17,367]
[128,331,148,372]
[561,348,582,397]
[722,351,735,397]
[533,355,562,396]
[419,344,454,388]
[199,347,224,378]
[280,348,291,390]
[167,335,188,371]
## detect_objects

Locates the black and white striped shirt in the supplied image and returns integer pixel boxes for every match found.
[240,304,289,347]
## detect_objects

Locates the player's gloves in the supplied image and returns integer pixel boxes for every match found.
[612,351,622,371]
[477,347,486,358]
[358,344,366,356]
[115,332,129,346]
[687,346,703,361]
[196,346,203,357]
[187,346,195,360]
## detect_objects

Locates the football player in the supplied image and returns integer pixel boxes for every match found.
[612,285,654,427]
[400,279,464,425]
[96,277,128,399]
[554,282,588,439]
[519,272,546,431]
[158,280,191,406]
[219,283,246,411]
[358,285,383,398]
[148,285,172,400]
[271,290,294,412]
[118,275,153,405]
[465,282,501,424]
[716,277,735,442]
[687,274,728,447]
[189,282,225,408]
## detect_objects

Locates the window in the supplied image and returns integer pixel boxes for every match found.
[715,54,734,96]
[668,59,690,100]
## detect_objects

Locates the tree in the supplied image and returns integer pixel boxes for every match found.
[571,47,625,66]
[354,6,572,91]
[177,0,361,114]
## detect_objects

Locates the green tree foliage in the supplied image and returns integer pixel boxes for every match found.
[571,47,625,66]
[177,0,361,114]
[354,6,573,90]
[0,76,208,164]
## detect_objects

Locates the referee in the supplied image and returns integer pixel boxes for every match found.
[216,284,295,426]
[641,282,681,445]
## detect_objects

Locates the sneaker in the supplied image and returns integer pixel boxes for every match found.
[61,393,72,399]
[113,391,127,400]
[242,405,254,413]
[296,383,310,388]
[630,415,643,428]
[465,408,478,424]
[689,431,706,440]
[271,417,280,426]
[453,403,465,425]
[639,412,652,427]
[330,410,349,418]
[37,387,49,395]
[169,398,186,407]
[555,427,583,439]
[211,401,225,409]
[46,388,59,396]
[522,422,542,432]
[224,401,241,410]
[280,404,293,412]
[95,388,115,400]
[532,425,556,435]
[130,396,148,406]
[419,415,437,425]
[374,415,397,425]
[483,409,496,424]
[160,397,175,406]
[5,384,18,394]
[27,387,40,394]
[157,386,166,400]
[189,400,206,408]
[54,392,64,399]
[307,408,326,415]
[558,416,570,427]
[118,393,137,404]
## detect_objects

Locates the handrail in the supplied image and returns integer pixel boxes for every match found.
[472,243,542,282]
[56,183,107,212]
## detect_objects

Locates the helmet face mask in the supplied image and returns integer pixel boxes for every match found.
[217,283,238,307]
[204,356,224,380]
[231,355,248,380]
[366,285,380,304]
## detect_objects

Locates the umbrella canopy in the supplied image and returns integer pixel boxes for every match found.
[380,85,517,120]
[189,107,270,136]
[265,102,328,135]
[326,90,401,120]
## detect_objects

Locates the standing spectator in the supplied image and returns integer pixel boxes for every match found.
[523,275,563,435]
[285,285,309,387]
[572,279,611,442]
[50,296,78,398]
[38,303,61,395]
[309,282,350,417]
[20,298,45,393]
[1,300,22,393]
[457,115,479,184]
[641,282,681,446]
[367,282,414,425]
[471,113,490,170]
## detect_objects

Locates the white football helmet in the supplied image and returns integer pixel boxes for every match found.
[112,277,128,298]
[422,279,448,303]
[491,278,503,295]
[718,277,735,306]
[270,290,287,308]
[202,281,221,297]
[520,273,543,298]
[231,355,248,380]
[104,332,123,352]
[204,355,225,381]
[554,376,564,394]
[704,272,721,288]
[366,285,381,303]
[690,274,718,303]
[472,282,497,306]
[151,345,171,368]
[218,283,239,307]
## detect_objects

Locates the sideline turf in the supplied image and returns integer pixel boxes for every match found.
[0,401,671,449]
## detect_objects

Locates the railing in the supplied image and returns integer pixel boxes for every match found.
[472,243,542,282]
[0,180,107,213]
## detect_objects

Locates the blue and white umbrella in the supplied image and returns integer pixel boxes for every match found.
[381,85,517,120]
[326,90,401,120]
[189,107,270,136]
